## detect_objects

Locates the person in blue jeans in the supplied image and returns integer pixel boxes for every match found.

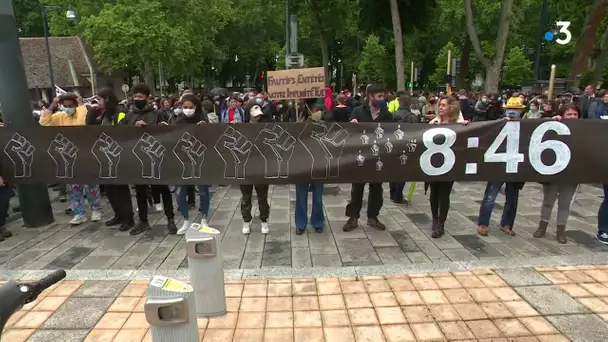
[597,185,608,244]
[295,183,324,235]
[176,185,211,235]
[477,181,523,236]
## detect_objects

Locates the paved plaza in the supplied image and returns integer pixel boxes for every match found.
[4,265,608,341]
[1,182,608,272]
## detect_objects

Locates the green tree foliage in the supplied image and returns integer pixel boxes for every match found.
[430,42,458,85]
[501,47,533,86]
[358,35,392,85]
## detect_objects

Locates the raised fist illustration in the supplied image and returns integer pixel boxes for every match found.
[92,133,123,179]
[406,138,418,153]
[375,123,384,139]
[4,133,35,178]
[255,124,296,178]
[214,126,252,179]
[173,132,207,179]
[133,133,165,179]
[394,125,405,140]
[299,122,349,179]
[48,133,78,179]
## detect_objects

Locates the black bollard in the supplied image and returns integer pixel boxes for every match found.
[0,1,54,227]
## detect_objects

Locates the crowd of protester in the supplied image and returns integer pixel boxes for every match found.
[1,83,608,248]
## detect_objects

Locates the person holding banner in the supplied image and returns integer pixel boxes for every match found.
[426,96,467,238]
[173,94,211,235]
[343,84,393,232]
[240,105,271,235]
[122,83,177,235]
[86,88,135,232]
[40,93,103,226]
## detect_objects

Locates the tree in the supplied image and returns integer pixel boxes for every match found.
[568,0,608,86]
[358,35,392,84]
[389,0,405,91]
[79,0,230,89]
[430,42,459,85]
[501,48,533,86]
[464,0,514,92]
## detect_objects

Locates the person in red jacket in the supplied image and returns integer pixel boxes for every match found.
[324,87,333,111]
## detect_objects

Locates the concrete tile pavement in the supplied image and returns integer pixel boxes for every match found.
[0,182,607,272]
[5,265,608,341]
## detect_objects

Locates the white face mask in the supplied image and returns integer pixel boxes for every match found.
[183,109,195,117]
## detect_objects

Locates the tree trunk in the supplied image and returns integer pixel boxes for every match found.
[319,33,330,86]
[389,0,405,92]
[591,25,608,87]
[568,0,608,86]
[456,37,471,89]
[464,0,514,93]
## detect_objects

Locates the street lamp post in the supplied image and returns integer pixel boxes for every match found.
[41,3,77,98]
[0,0,54,227]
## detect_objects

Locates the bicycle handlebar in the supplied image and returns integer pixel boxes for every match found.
[0,269,66,338]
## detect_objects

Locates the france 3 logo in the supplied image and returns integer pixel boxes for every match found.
[544,21,572,45]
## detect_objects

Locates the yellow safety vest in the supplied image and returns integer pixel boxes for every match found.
[388,99,399,113]
[113,112,126,125]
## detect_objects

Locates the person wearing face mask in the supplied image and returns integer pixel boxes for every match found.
[239,105,272,235]
[343,84,393,233]
[86,88,135,231]
[474,94,489,121]
[221,96,245,123]
[122,83,177,235]
[40,93,103,225]
[254,93,277,121]
[532,104,580,244]
[523,100,542,119]
[173,94,211,235]
[422,94,438,123]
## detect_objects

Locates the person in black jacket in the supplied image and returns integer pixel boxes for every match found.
[389,94,420,204]
[86,88,136,232]
[343,84,393,232]
[123,83,177,235]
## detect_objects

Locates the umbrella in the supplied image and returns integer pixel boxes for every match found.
[209,88,231,97]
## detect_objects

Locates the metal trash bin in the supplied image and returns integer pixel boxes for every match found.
[186,223,226,317]
[145,275,199,342]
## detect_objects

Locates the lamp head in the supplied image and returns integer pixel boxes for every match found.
[66,4,77,21]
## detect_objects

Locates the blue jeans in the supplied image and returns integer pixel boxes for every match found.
[478,181,520,228]
[176,185,210,219]
[295,183,324,230]
[598,185,608,234]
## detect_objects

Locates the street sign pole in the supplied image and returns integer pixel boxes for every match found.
[0,1,54,227]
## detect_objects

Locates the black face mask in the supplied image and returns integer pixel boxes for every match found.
[133,99,147,110]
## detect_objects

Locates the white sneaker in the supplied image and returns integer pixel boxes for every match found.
[70,214,87,226]
[154,203,163,212]
[201,218,208,227]
[177,220,190,235]
[242,222,251,235]
[91,211,102,222]
[261,222,270,234]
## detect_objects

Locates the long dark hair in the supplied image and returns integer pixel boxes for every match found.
[97,87,118,119]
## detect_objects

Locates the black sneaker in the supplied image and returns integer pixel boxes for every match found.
[167,219,177,235]
[65,208,72,215]
[295,229,305,235]
[342,217,359,232]
[59,195,67,203]
[367,217,386,230]
[130,222,150,235]
[0,228,11,238]
[119,220,135,232]
[314,227,324,233]
[105,217,122,227]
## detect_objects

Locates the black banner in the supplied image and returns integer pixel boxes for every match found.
[0,120,606,184]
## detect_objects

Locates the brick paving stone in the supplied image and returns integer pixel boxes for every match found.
[1,183,608,271]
